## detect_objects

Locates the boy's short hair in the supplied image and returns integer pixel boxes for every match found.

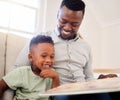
[60,0,85,14]
[29,35,54,50]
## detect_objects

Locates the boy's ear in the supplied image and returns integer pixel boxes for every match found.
[28,53,32,62]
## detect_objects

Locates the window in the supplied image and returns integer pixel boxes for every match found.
[0,0,43,36]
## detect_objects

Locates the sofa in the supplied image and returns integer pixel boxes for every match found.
[0,33,30,79]
[0,33,29,100]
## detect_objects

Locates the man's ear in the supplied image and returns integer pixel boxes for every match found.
[28,53,32,62]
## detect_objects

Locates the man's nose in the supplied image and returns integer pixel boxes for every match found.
[64,23,72,31]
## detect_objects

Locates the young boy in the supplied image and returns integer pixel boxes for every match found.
[0,35,59,100]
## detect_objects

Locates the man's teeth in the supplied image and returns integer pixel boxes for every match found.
[63,31,70,35]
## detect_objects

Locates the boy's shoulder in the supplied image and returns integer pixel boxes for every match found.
[12,66,31,73]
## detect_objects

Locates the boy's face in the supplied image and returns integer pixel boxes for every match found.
[28,43,54,71]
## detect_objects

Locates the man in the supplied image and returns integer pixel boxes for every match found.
[15,0,111,100]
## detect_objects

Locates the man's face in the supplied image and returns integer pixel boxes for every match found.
[57,6,84,40]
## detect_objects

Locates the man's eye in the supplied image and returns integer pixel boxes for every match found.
[59,19,66,24]
[71,23,80,27]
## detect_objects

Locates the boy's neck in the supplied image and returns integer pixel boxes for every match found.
[31,65,41,76]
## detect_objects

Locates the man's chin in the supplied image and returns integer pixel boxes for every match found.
[60,34,70,40]
[60,33,76,40]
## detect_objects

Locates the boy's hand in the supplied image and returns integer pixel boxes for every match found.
[40,69,60,88]
[40,69,58,79]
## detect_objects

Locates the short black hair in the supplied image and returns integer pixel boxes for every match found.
[30,35,54,50]
[60,0,85,14]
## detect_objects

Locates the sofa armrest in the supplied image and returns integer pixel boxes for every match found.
[0,33,7,79]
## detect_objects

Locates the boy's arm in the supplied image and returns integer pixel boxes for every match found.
[0,79,9,97]
[51,73,60,88]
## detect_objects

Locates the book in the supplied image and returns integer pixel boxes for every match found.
[38,77,120,97]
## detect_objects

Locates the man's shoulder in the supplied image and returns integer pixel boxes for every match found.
[77,38,91,50]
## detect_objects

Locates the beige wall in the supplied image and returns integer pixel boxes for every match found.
[101,25,120,68]
[45,0,61,31]
[80,2,102,68]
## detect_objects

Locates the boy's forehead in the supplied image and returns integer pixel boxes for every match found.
[37,42,54,47]
[30,43,54,51]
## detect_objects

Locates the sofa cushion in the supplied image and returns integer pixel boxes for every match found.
[5,34,29,74]
[0,33,7,79]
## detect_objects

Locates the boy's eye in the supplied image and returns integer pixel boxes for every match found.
[50,55,54,59]
[41,54,47,58]
[41,54,54,59]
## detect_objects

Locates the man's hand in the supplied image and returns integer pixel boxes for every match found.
[98,74,118,79]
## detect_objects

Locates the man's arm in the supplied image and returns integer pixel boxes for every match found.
[84,47,94,80]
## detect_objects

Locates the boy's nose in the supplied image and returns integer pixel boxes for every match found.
[45,57,51,62]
